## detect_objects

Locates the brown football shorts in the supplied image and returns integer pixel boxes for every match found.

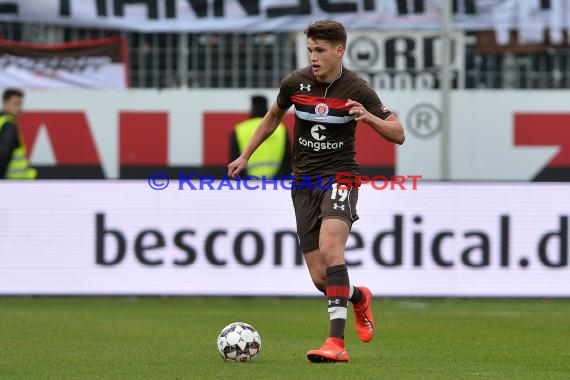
[291,177,359,254]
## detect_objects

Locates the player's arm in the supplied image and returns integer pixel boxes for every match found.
[349,104,405,145]
[227,101,288,179]
[346,86,405,145]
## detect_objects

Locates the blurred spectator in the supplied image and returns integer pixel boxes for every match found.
[229,95,291,178]
[0,88,37,179]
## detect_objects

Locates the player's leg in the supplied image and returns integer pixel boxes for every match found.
[306,217,351,363]
[294,201,350,362]
[320,217,351,340]
[319,181,375,349]
[304,248,364,300]
[328,186,374,344]
[303,239,374,344]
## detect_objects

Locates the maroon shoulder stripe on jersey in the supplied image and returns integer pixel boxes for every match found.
[291,94,350,111]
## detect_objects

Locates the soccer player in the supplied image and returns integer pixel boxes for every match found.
[228,19,405,363]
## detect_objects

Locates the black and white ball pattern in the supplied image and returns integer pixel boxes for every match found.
[217,322,261,362]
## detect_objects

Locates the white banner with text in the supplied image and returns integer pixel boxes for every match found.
[0,181,568,296]
[0,0,568,42]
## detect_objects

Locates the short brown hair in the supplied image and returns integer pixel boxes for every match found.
[304,19,347,48]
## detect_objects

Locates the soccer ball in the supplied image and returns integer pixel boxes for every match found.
[216,322,261,362]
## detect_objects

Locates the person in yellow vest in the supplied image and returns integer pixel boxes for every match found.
[229,95,291,178]
[0,88,37,180]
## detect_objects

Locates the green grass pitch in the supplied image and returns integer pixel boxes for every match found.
[1,297,569,379]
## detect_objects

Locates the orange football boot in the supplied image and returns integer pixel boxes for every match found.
[307,337,349,363]
[353,286,375,343]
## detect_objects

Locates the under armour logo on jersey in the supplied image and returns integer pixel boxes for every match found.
[328,299,341,306]
[333,203,345,211]
[299,83,311,91]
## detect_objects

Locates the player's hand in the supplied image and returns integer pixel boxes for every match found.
[228,157,248,179]
[346,99,368,122]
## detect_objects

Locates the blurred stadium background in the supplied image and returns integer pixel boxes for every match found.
[1,1,569,378]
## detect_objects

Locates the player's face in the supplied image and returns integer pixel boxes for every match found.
[307,38,344,82]
[3,96,23,117]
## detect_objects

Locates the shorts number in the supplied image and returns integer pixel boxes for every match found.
[331,183,348,202]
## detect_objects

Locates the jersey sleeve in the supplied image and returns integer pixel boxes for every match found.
[276,72,295,110]
[359,83,392,120]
